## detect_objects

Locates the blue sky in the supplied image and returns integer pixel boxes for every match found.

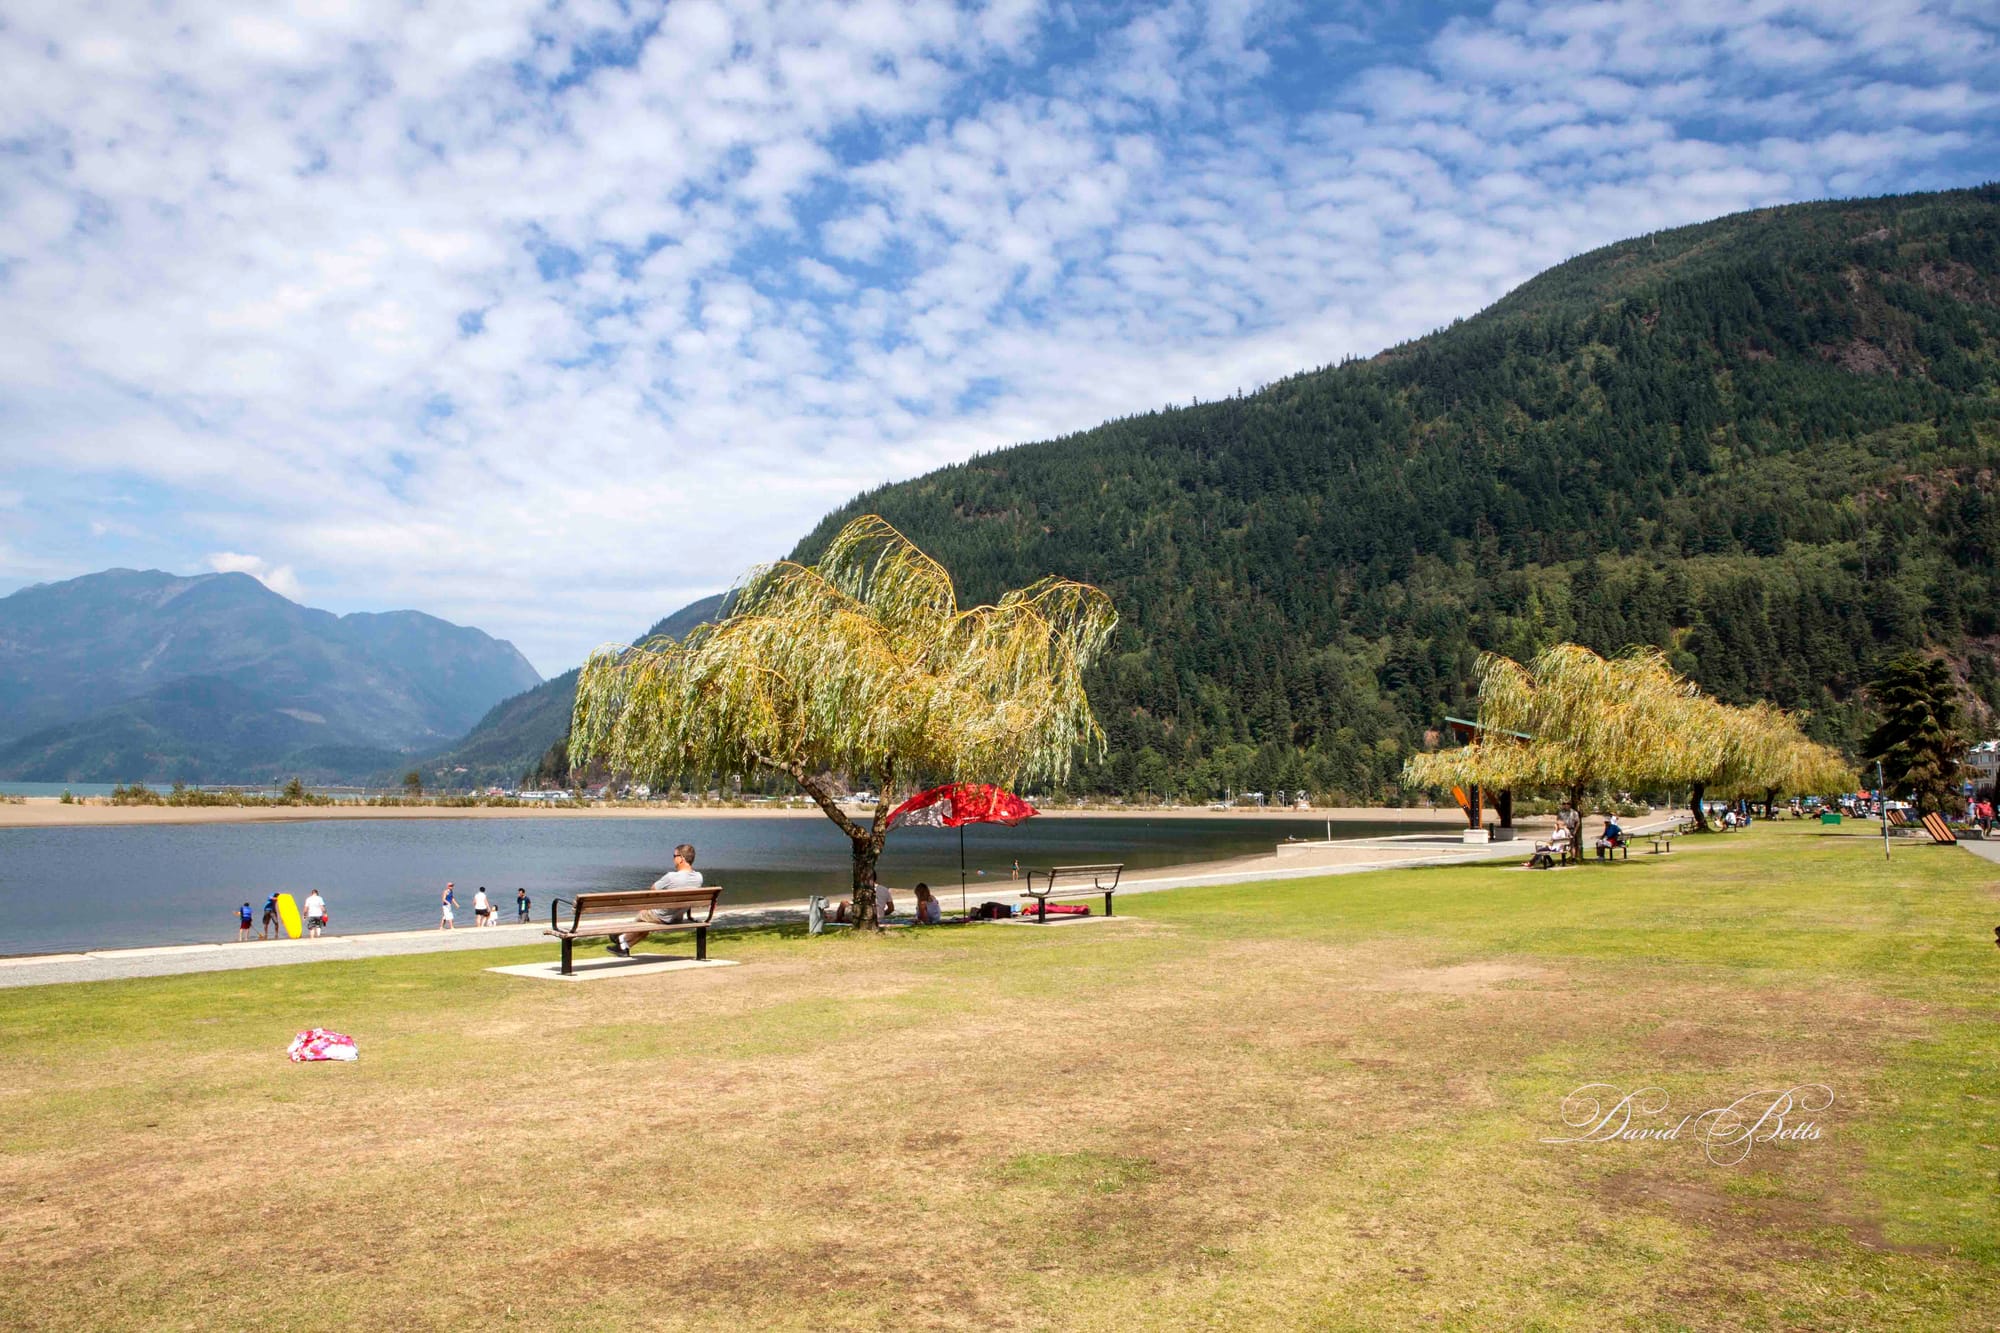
[2,0,1996,674]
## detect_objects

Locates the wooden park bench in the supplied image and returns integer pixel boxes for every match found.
[1021,864,1124,923]
[1649,832,1675,854]
[1920,812,1958,846]
[545,887,722,975]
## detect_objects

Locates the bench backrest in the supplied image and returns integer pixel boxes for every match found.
[559,887,721,933]
[1027,863,1125,895]
[1921,812,1957,845]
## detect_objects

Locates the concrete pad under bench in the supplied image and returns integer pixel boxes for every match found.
[997,912,1132,926]
[487,954,739,982]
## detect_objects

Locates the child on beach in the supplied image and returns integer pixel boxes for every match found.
[238,902,253,942]
[516,888,530,923]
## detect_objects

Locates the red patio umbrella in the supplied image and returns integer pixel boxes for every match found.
[886,782,1039,914]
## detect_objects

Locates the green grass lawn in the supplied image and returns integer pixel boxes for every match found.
[2,821,1996,1330]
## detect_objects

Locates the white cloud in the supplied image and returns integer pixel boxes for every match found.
[206,552,305,602]
[0,0,1994,672]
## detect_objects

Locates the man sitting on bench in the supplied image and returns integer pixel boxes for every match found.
[1595,815,1626,859]
[611,842,702,957]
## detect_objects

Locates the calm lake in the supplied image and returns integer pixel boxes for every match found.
[0,813,1452,955]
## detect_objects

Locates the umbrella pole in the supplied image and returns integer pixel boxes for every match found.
[959,824,967,916]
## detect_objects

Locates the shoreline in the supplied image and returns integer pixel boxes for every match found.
[0,797,1467,830]
[0,824,1592,986]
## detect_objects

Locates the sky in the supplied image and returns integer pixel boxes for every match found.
[2,0,1997,676]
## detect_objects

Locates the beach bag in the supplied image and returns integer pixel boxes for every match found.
[288,1028,358,1062]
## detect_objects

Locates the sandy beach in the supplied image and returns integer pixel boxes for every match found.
[0,796,1467,830]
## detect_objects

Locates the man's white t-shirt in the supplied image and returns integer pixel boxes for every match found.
[304,893,324,918]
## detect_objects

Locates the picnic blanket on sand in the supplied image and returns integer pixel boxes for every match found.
[288,1028,358,1062]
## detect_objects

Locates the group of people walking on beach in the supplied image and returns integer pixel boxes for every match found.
[439,883,531,929]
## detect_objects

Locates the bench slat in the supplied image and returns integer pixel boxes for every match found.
[547,918,707,939]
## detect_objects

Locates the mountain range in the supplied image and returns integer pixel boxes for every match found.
[0,570,541,782]
[8,185,1997,793]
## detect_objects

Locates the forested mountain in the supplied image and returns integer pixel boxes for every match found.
[417,593,725,786]
[787,186,2000,801]
[0,570,541,782]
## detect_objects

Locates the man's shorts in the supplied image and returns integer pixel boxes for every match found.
[636,907,692,926]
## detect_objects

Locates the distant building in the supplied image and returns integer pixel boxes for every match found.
[1967,739,2000,792]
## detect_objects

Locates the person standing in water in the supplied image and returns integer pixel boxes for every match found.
[304,889,327,938]
[440,882,457,930]
[238,902,254,942]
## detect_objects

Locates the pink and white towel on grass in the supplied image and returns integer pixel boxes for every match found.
[288,1028,358,1062]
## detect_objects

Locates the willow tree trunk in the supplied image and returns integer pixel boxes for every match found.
[761,758,894,929]
[849,828,885,922]
[1689,782,1710,831]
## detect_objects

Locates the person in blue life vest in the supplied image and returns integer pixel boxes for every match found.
[238,901,254,942]
[261,892,280,940]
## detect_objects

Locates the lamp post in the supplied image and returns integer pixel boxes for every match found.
[1878,759,1890,862]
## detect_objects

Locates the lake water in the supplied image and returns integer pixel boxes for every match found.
[0,813,1448,955]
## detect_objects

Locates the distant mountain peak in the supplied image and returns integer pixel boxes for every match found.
[0,566,543,783]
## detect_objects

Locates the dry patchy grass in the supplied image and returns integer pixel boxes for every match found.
[2,823,1997,1329]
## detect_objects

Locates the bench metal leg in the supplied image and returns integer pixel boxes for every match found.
[1103,890,1114,917]
[695,926,708,961]
[1037,898,1047,923]
[560,937,573,976]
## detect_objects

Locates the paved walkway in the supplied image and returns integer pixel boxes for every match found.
[1957,838,2000,865]
[0,821,1675,990]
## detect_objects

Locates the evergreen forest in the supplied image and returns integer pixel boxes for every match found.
[789,186,2000,802]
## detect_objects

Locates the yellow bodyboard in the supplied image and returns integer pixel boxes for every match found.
[275,892,303,939]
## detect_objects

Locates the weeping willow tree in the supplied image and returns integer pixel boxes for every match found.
[1472,645,1710,811]
[1683,699,1789,830]
[1686,698,1851,825]
[1413,644,1852,827]
[1401,731,1533,825]
[569,515,1118,919]
[1764,729,1854,816]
